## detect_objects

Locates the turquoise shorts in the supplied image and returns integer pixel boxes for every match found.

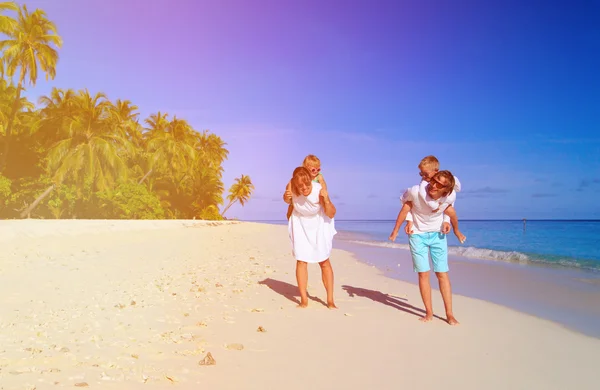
[408,232,449,273]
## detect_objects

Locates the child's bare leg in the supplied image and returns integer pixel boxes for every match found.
[444,206,466,243]
[389,202,412,241]
[286,204,293,220]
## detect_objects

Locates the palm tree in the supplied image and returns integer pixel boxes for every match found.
[197,130,229,169]
[0,2,17,34]
[192,165,224,214]
[0,3,62,172]
[0,76,34,134]
[222,174,254,217]
[139,113,197,185]
[20,90,134,217]
[109,99,140,144]
[0,77,37,179]
[37,87,76,145]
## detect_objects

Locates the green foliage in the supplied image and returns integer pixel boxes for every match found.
[94,182,165,219]
[0,174,10,205]
[0,3,254,220]
[46,184,76,219]
[196,205,223,221]
[1,175,50,218]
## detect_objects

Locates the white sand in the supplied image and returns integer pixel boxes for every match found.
[0,220,598,389]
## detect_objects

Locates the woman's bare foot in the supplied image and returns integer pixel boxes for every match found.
[446,315,459,325]
[419,313,434,322]
[297,301,308,308]
[327,302,338,309]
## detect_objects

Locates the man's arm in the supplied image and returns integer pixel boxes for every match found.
[440,206,451,234]
[442,211,450,223]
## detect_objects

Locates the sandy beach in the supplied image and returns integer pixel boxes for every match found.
[1,220,599,389]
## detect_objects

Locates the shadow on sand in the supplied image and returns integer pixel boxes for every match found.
[341,285,445,321]
[258,278,328,307]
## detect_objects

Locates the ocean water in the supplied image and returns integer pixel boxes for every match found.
[333,220,600,272]
[261,219,600,271]
[259,219,600,337]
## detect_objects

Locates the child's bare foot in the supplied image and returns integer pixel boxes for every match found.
[327,302,338,309]
[454,230,466,244]
[419,313,433,322]
[297,301,308,308]
[446,315,459,325]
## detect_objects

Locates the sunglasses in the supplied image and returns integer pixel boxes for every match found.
[431,178,449,189]
[309,167,321,173]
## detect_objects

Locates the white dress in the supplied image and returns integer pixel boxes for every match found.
[288,182,337,263]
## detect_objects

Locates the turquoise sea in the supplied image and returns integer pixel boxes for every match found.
[257,219,600,338]
[263,219,600,272]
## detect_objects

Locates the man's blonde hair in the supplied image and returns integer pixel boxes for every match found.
[302,154,321,168]
[432,170,455,197]
[418,155,439,170]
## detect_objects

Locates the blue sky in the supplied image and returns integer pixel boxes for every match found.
[15,0,600,220]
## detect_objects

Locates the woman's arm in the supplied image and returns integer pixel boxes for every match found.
[283,181,292,204]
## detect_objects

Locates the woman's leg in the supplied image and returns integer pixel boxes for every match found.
[296,260,309,307]
[318,259,337,308]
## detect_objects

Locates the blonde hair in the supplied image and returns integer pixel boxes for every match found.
[291,167,312,196]
[302,154,321,168]
[418,155,440,171]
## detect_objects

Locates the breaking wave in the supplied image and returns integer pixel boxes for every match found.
[343,239,600,272]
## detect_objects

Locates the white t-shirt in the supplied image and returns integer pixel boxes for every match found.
[402,185,450,235]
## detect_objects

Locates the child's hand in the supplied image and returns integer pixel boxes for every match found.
[404,221,414,235]
[283,190,292,204]
[454,229,467,244]
[389,230,398,242]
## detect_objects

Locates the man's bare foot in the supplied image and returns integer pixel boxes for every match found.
[446,315,459,325]
[327,302,338,309]
[419,314,433,322]
[297,301,308,308]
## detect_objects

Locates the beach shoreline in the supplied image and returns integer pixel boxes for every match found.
[336,240,600,338]
[1,220,598,389]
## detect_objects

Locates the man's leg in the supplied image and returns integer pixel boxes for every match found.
[296,260,309,308]
[409,233,433,322]
[435,272,458,325]
[318,259,337,309]
[418,271,433,321]
[430,233,459,325]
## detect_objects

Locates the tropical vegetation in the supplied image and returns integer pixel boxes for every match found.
[0,2,253,219]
